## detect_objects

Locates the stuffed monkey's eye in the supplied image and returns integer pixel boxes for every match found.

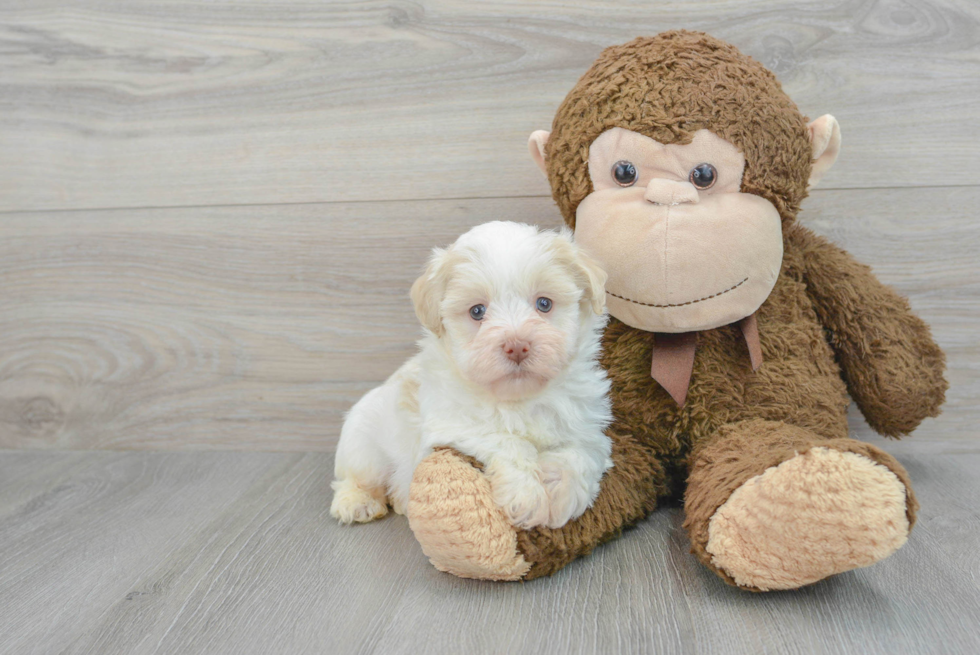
[469,304,486,321]
[689,163,717,190]
[612,160,638,187]
[535,297,553,313]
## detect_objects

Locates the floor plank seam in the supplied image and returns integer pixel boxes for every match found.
[1,184,978,217]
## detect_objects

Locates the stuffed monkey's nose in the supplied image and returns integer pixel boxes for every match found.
[645,178,699,206]
[503,339,531,364]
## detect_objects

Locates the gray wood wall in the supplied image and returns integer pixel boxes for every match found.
[2,0,978,451]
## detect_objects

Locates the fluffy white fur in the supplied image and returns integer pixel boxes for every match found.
[331,221,614,529]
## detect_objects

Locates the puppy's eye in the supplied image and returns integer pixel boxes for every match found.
[612,160,638,187]
[535,297,553,313]
[689,163,717,190]
[469,304,486,321]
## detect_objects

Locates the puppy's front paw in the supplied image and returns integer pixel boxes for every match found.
[488,468,550,529]
[538,458,598,529]
[330,478,388,524]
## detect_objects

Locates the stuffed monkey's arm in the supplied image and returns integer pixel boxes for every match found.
[786,223,947,437]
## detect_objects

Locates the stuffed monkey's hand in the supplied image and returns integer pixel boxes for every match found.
[789,224,947,436]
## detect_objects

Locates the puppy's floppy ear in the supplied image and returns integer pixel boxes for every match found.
[553,229,608,315]
[576,247,607,315]
[410,247,453,336]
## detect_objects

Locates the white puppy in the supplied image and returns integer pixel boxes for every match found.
[330,221,613,530]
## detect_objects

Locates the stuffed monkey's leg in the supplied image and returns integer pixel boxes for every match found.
[684,419,917,592]
[408,427,668,581]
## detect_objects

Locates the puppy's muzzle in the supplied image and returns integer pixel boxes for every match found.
[502,339,531,364]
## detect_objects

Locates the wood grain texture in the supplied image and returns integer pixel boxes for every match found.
[1,187,976,451]
[0,197,562,450]
[0,448,977,655]
[1,0,978,212]
[1,3,977,651]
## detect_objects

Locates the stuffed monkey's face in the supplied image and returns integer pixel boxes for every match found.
[573,128,783,333]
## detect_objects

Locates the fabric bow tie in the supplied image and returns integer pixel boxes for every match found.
[650,312,763,406]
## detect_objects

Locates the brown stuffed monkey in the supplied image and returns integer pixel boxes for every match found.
[406,31,947,591]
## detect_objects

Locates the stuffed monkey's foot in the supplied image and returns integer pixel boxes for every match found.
[707,446,909,590]
[686,420,916,592]
[407,449,531,581]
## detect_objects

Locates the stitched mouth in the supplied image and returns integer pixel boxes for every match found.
[607,277,749,308]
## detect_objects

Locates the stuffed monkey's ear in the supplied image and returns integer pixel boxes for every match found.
[807,114,841,190]
[410,248,452,336]
[528,130,550,177]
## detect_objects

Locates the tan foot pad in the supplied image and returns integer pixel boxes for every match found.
[408,449,531,581]
[707,447,910,591]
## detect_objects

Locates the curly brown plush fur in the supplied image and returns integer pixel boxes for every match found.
[408,31,947,589]
[526,31,945,584]
[544,31,812,227]
[513,220,943,582]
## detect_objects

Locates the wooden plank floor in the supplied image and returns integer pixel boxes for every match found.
[1,0,978,212]
[1,188,977,451]
[2,435,979,655]
[1,0,978,451]
[2,1,980,653]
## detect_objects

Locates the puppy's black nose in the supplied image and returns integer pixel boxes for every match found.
[503,339,531,364]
